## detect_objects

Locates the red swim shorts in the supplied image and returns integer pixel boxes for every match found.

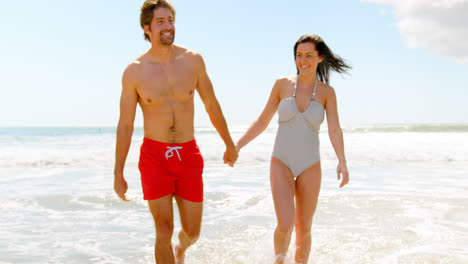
[138,138,204,202]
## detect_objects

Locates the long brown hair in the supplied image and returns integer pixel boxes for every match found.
[294,34,351,84]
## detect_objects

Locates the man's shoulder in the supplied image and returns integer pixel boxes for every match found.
[174,45,203,62]
[122,59,143,83]
[123,60,141,74]
[175,45,201,56]
[127,59,142,69]
[126,51,152,72]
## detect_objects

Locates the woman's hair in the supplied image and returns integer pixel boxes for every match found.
[294,34,351,84]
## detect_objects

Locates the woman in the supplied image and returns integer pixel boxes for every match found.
[235,34,350,263]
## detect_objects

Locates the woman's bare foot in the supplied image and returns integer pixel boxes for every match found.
[274,253,286,264]
[175,244,185,264]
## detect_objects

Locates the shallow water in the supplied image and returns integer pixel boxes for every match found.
[1,125,467,263]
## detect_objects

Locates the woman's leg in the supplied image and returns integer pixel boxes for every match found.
[270,157,296,264]
[294,162,322,263]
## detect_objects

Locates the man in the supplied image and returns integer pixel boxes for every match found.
[113,1,238,263]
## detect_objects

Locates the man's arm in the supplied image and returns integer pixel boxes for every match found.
[194,53,238,166]
[114,63,139,201]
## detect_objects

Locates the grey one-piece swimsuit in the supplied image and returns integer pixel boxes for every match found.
[272,76,325,178]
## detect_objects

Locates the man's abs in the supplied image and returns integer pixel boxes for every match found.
[140,101,196,143]
[134,47,200,143]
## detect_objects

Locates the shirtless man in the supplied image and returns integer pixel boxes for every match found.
[113,1,238,263]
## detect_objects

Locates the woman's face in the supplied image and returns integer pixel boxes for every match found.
[296,42,323,75]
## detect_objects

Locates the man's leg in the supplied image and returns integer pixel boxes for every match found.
[174,196,203,264]
[148,194,175,264]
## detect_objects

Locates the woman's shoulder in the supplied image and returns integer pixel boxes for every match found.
[274,75,296,88]
[318,81,336,96]
[318,82,338,106]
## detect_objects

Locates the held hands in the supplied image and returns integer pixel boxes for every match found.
[337,161,349,188]
[114,173,131,201]
[235,144,240,154]
[223,144,239,167]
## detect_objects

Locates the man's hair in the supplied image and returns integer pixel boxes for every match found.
[140,0,176,42]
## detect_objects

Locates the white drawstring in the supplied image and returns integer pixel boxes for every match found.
[165,146,182,161]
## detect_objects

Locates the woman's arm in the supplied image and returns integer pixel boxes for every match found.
[325,86,349,188]
[236,79,283,151]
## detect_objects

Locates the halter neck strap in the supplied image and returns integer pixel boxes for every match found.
[294,75,318,99]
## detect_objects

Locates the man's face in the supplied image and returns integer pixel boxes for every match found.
[145,7,175,45]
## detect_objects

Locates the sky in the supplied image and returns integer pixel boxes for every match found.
[0,0,467,127]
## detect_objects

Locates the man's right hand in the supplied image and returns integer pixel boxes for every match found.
[114,173,131,201]
[223,145,238,167]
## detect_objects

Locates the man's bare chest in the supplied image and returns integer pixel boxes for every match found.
[137,63,198,104]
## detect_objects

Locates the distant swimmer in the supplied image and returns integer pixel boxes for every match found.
[235,34,351,263]
[113,1,237,263]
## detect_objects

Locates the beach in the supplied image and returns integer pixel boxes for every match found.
[1,125,467,263]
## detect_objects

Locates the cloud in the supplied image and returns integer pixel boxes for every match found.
[364,0,468,63]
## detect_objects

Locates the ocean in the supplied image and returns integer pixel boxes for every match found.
[1,124,467,264]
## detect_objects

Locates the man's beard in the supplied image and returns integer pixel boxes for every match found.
[160,30,175,46]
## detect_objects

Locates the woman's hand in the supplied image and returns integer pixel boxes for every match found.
[337,161,349,188]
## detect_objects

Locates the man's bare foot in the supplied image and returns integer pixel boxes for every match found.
[175,244,185,264]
